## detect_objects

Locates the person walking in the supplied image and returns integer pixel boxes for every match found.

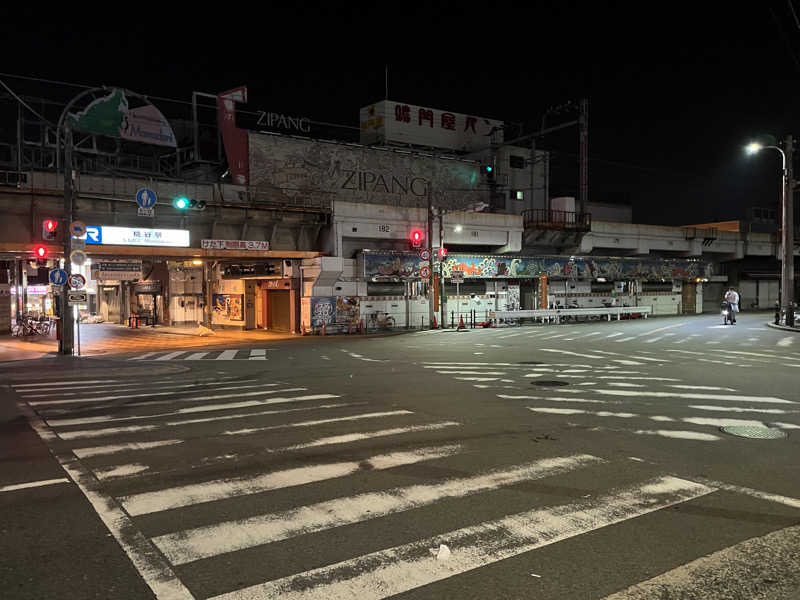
[724,287,740,324]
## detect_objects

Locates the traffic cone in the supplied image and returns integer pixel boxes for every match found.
[458,315,465,330]
[433,314,437,329]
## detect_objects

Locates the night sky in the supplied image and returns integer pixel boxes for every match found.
[4,3,800,225]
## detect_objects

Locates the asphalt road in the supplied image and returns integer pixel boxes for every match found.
[1,311,799,599]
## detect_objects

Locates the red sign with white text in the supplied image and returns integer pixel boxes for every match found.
[217,86,249,185]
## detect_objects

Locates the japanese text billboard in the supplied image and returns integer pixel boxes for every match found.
[359,100,503,152]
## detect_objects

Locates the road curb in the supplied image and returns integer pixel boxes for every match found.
[766,322,800,333]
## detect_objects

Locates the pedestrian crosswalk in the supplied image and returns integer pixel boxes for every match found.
[443,320,798,348]
[422,356,800,443]
[129,348,276,361]
[12,371,800,599]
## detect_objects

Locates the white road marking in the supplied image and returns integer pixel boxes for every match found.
[0,477,70,493]
[208,477,713,600]
[607,382,645,388]
[669,385,736,391]
[129,352,159,360]
[498,394,605,403]
[454,377,499,381]
[153,454,603,565]
[644,336,664,343]
[688,405,789,415]
[692,478,800,509]
[18,403,193,599]
[612,360,645,366]
[184,352,209,360]
[436,371,507,375]
[529,407,638,418]
[121,445,462,516]
[55,397,345,440]
[634,429,721,441]
[13,379,117,388]
[682,417,765,428]
[540,349,607,359]
[18,377,246,399]
[597,376,680,381]
[44,388,309,426]
[281,422,461,451]
[216,350,238,360]
[155,351,187,361]
[29,384,284,408]
[222,409,412,437]
[778,337,794,347]
[73,440,184,459]
[570,389,796,404]
[606,332,624,338]
[94,463,149,480]
[614,337,636,342]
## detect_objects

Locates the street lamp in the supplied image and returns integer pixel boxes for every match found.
[746,138,794,326]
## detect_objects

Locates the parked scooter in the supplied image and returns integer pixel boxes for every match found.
[721,300,731,325]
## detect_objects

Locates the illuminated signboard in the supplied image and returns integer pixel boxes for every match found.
[85,226,190,247]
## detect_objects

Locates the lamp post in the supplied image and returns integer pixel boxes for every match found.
[746,139,794,326]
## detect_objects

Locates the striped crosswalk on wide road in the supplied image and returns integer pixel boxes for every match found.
[12,371,800,599]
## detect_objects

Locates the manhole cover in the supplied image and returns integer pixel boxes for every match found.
[518,361,543,365]
[533,380,570,387]
[721,426,787,440]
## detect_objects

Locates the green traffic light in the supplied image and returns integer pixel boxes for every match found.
[174,197,189,209]
[485,165,493,173]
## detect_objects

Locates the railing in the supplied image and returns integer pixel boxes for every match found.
[523,209,591,232]
[0,169,333,214]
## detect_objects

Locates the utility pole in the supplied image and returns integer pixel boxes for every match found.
[578,99,589,215]
[439,207,446,328]
[782,135,795,326]
[427,185,435,329]
[60,121,74,355]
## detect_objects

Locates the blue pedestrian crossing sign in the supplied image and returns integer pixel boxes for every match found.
[48,268,68,286]
[136,188,157,209]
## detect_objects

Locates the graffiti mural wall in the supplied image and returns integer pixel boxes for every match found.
[363,251,713,281]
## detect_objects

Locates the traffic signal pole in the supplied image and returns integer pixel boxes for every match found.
[60,121,74,355]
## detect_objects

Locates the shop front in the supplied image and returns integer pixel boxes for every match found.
[213,260,301,332]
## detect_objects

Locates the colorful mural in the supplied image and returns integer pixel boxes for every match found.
[310,297,335,327]
[363,252,712,281]
[309,296,361,328]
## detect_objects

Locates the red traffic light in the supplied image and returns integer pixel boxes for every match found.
[410,229,424,248]
[42,219,59,241]
[34,245,48,259]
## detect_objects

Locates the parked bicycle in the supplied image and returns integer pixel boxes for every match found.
[367,311,395,330]
[12,314,52,337]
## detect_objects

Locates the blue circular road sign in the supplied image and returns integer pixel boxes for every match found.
[48,269,68,286]
[136,188,157,209]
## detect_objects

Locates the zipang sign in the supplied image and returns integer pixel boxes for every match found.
[85,226,190,247]
[360,100,504,152]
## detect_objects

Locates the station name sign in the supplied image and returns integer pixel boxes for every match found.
[85,226,190,247]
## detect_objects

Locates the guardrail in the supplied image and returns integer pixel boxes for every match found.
[491,306,651,324]
[523,209,592,232]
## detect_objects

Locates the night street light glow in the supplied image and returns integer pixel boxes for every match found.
[746,142,763,155]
